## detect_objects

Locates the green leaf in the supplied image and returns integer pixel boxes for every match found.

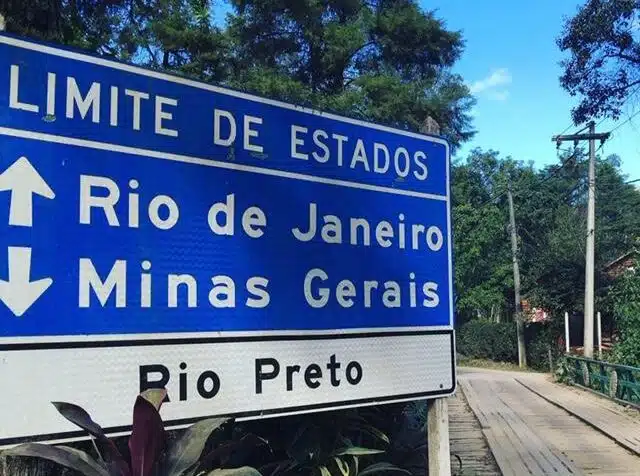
[3,443,111,476]
[50,402,130,476]
[163,418,228,476]
[358,463,411,476]
[358,425,390,445]
[318,466,331,476]
[336,447,384,457]
[200,433,267,470]
[334,457,349,476]
[349,455,358,476]
[57,447,114,475]
[140,388,167,411]
[204,468,262,476]
[51,402,105,438]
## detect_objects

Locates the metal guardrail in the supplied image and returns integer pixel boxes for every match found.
[564,355,640,408]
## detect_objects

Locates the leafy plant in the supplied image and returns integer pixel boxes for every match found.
[525,322,562,371]
[1,389,263,476]
[254,409,409,476]
[457,321,518,363]
[607,266,640,368]
[554,356,574,384]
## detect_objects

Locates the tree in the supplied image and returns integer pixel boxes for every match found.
[605,265,640,366]
[227,0,475,148]
[0,0,475,147]
[0,0,127,52]
[452,147,640,322]
[594,154,640,263]
[0,0,231,81]
[452,149,514,323]
[557,0,640,124]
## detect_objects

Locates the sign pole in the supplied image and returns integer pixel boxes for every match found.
[564,311,570,354]
[427,398,451,475]
[421,118,451,476]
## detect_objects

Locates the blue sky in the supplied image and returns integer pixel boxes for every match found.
[214,1,640,179]
[429,0,640,179]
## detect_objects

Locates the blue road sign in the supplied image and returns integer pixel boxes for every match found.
[0,34,454,445]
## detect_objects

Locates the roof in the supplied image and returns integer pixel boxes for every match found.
[603,249,638,271]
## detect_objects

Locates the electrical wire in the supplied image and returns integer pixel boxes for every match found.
[609,108,640,135]
[474,147,583,208]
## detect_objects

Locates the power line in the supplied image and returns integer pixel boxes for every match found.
[548,143,606,204]
[552,83,640,151]
[591,83,640,132]
[475,147,584,208]
[609,108,640,135]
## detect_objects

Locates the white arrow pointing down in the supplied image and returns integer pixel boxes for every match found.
[0,247,52,317]
[0,156,55,227]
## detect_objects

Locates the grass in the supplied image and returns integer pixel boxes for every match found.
[457,356,538,372]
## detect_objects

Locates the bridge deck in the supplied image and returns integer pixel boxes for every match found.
[456,368,640,475]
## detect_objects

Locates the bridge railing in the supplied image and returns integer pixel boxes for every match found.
[564,355,640,408]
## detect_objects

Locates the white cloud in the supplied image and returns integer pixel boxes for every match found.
[487,90,510,101]
[469,68,512,95]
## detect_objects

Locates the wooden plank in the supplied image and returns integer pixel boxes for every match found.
[474,378,578,475]
[448,384,500,476]
[516,376,640,456]
[459,368,640,475]
[459,378,532,475]
[491,381,579,475]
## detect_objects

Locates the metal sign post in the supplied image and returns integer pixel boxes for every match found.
[0,34,455,446]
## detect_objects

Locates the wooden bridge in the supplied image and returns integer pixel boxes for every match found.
[449,368,640,475]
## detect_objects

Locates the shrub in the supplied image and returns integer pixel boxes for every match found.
[457,320,518,362]
[241,405,412,476]
[553,355,574,383]
[0,390,413,476]
[525,322,562,371]
[1,389,263,476]
[457,320,562,370]
[607,268,640,368]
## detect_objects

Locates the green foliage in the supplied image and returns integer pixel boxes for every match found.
[1,389,263,476]
[607,266,640,367]
[451,149,516,323]
[453,146,640,328]
[0,0,475,149]
[457,321,518,362]
[553,355,574,384]
[227,0,474,148]
[457,321,561,370]
[557,0,640,123]
[245,407,410,476]
[525,322,562,371]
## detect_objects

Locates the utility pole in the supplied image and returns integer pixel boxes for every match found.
[421,117,451,476]
[507,184,527,368]
[552,122,609,358]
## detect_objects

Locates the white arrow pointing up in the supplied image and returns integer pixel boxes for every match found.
[0,156,55,227]
[0,247,53,317]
